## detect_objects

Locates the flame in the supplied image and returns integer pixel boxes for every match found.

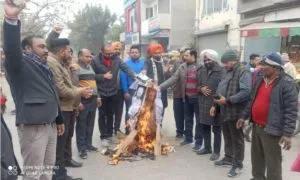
[136,98,157,154]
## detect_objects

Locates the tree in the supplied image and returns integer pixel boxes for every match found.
[105,16,125,43]
[68,4,117,53]
[20,0,74,37]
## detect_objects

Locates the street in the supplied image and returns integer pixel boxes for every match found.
[1,78,300,180]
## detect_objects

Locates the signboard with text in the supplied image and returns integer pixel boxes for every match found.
[149,16,160,32]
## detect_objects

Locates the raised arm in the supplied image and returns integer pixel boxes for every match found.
[3,0,26,77]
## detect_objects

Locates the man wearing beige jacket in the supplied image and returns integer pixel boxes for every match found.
[47,38,91,180]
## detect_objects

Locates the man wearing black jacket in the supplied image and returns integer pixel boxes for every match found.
[3,1,64,180]
[92,44,136,146]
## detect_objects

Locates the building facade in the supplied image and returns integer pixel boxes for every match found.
[121,0,196,57]
[195,0,240,60]
[238,0,300,62]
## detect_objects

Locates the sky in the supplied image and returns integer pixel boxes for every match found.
[73,0,124,16]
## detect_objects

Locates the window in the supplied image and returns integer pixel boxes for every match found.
[202,0,228,16]
[145,4,158,20]
[146,7,153,19]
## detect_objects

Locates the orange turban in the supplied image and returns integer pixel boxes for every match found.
[147,44,164,56]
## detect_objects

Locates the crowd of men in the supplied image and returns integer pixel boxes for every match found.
[1,1,299,180]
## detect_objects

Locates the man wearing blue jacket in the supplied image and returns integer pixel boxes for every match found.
[120,45,145,134]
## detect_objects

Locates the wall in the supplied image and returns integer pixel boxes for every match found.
[158,0,170,14]
[140,0,158,22]
[169,0,196,50]
[196,0,241,50]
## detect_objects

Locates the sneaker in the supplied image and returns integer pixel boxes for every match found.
[196,148,212,155]
[192,144,201,152]
[101,139,109,147]
[107,137,119,144]
[227,166,242,178]
[180,140,193,146]
[87,146,98,152]
[210,153,220,161]
[79,151,87,159]
[215,157,233,167]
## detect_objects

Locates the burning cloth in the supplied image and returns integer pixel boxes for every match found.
[103,74,174,165]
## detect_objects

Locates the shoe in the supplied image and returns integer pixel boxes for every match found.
[192,144,201,152]
[65,159,83,168]
[87,146,98,152]
[175,134,184,139]
[210,153,220,161]
[227,166,242,178]
[65,175,83,180]
[196,148,212,155]
[79,151,88,159]
[180,140,193,146]
[215,157,233,167]
[107,137,119,144]
[101,139,109,147]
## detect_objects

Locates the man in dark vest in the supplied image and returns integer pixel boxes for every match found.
[210,49,251,178]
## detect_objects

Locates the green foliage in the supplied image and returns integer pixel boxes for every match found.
[104,16,125,43]
[68,4,117,53]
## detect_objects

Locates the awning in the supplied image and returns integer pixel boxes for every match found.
[240,22,300,37]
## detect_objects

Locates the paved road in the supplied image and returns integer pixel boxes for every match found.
[1,78,299,180]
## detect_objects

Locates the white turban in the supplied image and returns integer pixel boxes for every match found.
[200,49,219,63]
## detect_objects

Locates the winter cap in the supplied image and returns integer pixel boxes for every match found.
[261,52,282,68]
[221,49,239,62]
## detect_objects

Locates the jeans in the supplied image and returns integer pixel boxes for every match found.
[98,95,117,139]
[76,99,97,152]
[202,124,221,153]
[184,97,202,144]
[173,98,184,136]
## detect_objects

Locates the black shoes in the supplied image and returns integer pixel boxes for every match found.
[227,166,243,178]
[79,151,88,160]
[86,146,98,152]
[192,144,201,152]
[180,140,193,146]
[175,134,184,139]
[215,158,233,167]
[210,153,220,161]
[65,159,83,168]
[196,149,212,155]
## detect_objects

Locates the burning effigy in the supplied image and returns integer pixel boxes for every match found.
[101,74,174,165]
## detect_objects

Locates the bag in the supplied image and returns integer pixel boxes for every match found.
[291,152,300,172]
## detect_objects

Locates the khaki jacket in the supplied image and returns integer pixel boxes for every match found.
[47,53,81,111]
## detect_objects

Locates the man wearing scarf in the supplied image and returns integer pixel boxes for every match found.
[144,44,170,113]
